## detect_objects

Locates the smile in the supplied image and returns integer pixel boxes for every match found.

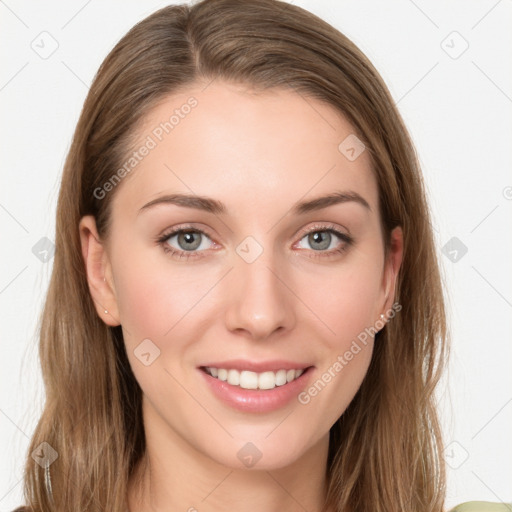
[198,364,314,413]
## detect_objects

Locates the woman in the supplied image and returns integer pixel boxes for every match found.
[11,0,508,511]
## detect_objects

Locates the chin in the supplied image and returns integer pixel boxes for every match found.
[197,425,322,471]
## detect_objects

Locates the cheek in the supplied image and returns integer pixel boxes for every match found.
[299,254,383,347]
[111,247,200,343]
[298,252,383,421]
[296,264,380,426]
[112,253,207,402]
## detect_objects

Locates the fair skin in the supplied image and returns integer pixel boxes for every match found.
[79,81,403,512]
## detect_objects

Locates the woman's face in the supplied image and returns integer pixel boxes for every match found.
[80,80,402,470]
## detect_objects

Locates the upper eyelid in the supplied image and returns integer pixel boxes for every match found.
[159,224,216,243]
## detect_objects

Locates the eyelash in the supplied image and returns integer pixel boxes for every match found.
[155,223,354,261]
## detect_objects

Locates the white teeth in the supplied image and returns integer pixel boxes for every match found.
[239,370,258,389]
[275,369,287,386]
[205,367,306,390]
[227,369,240,386]
[258,371,275,390]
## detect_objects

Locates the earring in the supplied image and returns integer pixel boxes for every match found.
[104,310,108,314]
[378,314,386,333]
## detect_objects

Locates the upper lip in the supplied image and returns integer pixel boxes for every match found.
[199,359,313,373]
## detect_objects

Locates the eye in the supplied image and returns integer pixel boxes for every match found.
[156,226,215,260]
[156,222,353,261]
[295,223,353,258]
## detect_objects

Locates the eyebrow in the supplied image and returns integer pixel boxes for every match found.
[138,190,371,216]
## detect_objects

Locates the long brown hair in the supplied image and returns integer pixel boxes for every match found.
[15,1,449,510]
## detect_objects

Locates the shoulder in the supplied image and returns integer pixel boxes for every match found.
[449,501,512,512]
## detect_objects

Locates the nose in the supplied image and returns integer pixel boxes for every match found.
[223,248,296,341]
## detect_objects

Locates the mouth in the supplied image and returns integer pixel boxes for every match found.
[197,363,315,413]
[199,366,310,390]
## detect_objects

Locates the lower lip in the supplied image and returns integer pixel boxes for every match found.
[198,367,314,413]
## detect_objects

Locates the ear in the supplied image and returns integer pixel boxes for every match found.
[78,215,121,326]
[379,226,403,321]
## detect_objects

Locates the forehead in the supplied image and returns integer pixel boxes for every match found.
[111,81,378,221]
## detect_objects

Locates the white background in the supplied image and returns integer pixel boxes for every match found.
[1,0,511,510]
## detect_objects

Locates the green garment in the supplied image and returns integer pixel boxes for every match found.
[449,502,512,511]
